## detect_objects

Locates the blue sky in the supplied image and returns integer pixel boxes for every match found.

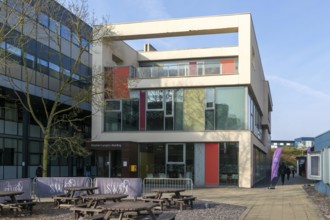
[86,0,330,140]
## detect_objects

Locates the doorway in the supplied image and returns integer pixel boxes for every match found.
[166,144,185,178]
[95,150,122,177]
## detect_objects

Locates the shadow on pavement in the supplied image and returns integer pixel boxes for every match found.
[253,172,315,188]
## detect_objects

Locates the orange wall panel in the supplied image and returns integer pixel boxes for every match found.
[205,143,219,185]
[112,67,130,99]
[104,66,130,99]
[221,59,235,74]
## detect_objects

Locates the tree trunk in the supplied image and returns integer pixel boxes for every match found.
[42,131,50,177]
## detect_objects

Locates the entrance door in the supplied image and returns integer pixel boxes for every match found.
[166,144,185,178]
[95,150,122,177]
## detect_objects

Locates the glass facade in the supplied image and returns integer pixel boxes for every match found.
[135,58,238,79]
[253,146,267,182]
[219,142,239,185]
[0,0,93,179]
[249,95,262,139]
[104,86,247,132]
[104,99,139,131]
[139,143,194,179]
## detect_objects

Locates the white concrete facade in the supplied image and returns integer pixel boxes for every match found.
[92,13,272,188]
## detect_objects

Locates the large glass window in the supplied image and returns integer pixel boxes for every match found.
[219,142,239,185]
[249,95,262,138]
[183,89,205,131]
[205,88,215,130]
[174,89,183,130]
[147,90,163,110]
[122,100,139,131]
[253,146,266,182]
[104,99,139,131]
[140,144,166,179]
[139,143,193,179]
[104,100,121,131]
[215,87,246,130]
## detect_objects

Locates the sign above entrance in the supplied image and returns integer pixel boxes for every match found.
[88,142,123,150]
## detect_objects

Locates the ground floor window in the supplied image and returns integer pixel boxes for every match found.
[139,143,194,179]
[219,142,239,185]
[253,146,267,183]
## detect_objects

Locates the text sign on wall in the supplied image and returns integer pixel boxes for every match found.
[0,178,32,202]
[35,177,91,198]
[94,178,142,198]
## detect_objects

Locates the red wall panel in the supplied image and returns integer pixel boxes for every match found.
[139,90,146,131]
[112,67,130,99]
[205,143,219,186]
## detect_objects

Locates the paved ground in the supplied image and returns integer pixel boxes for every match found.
[193,175,324,220]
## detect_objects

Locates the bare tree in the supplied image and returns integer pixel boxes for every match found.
[1,0,111,176]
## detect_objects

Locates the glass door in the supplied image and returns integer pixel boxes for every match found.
[166,144,185,178]
[95,151,110,177]
[95,150,122,177]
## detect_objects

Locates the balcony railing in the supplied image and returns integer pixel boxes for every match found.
[133,62,238,79]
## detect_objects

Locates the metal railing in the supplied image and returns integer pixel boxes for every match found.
[143,178,193,196]
[134,62,238,79]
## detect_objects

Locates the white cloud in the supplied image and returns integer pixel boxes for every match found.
[268,75,330,102]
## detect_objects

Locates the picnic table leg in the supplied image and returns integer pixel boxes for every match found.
[104,211,112,220]
[147,210,157,220]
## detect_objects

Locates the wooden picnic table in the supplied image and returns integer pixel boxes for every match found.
[64,186,98,197]
[0,191,36,217]
[81,193,128,208]
[71,194,128,219]
[100,201,158,220]
[151,188,186,199]
[149,188,195,211]
[142,188,185,210]
[54,186,98,208]
[0,191,23,203]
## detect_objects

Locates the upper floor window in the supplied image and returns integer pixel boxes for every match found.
[39,13,49,27]
[61,25,71,41]
[72,32,79,46]
[147,90,163,110]
[49,18,60,33]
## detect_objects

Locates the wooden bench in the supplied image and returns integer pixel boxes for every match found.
[0,203,22,217]
[142,197,168,211]
[53,195,80,208]
[157,212,176,220]
[70,206,103,220]
[173,196,195,211]
[1,200,37,217]
[82,213,106,220]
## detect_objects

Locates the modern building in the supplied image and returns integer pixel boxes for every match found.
[294,137,314,148]
[0,0,92,179]
[91,14,272,188]
[307,130,330,195]
[271,140,294,149]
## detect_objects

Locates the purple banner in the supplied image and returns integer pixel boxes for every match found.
[94,178,142,198]
[35,177,91,198]
[271,148,282,181]
[0,178,32,202]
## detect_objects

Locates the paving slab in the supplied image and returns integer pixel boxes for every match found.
[193,175,323,220]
